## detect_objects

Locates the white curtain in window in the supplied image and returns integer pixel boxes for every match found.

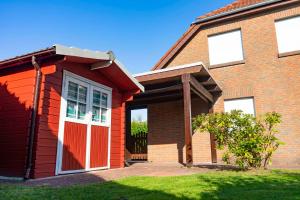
[275,16,300,54]
[208,30,244,65]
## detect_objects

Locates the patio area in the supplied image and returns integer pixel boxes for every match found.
[13,163,233,187]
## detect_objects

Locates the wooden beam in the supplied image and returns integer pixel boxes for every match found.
[200,77,214,86]
[181,74,193,167]
[190,87,208,103]
[135,84,182,97]
[131,93,183,105]
[209,105,217,163]
[190,75,213,103]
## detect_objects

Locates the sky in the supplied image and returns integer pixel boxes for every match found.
[1,0,233,122]
[0,0,233,75]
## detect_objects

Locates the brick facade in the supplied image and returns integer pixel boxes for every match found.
[148,98,212,164]
[148,3,300,167]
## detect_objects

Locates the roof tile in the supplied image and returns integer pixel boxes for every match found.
[198,0,267,19]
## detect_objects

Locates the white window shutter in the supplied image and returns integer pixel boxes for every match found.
[208,30,244,65]
[224,98,255,115]
[275,16,300,54]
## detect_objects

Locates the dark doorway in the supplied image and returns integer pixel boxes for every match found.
[126,107,148,161]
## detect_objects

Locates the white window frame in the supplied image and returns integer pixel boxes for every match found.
[55,70,112,175]
[208,29,245,66]
[275,15,300,54]
[224,97,256,116]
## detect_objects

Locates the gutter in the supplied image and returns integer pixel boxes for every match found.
[24,56,42,179]
[192,0,285,24]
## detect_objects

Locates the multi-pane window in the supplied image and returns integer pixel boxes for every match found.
[92,90,108,123]
[65,78,110,125]
[224,97,255,116]
[66,81,87,120]
[208,30,244,66]
[275,16,300,54]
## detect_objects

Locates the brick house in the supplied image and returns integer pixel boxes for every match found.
[129,0,300,168]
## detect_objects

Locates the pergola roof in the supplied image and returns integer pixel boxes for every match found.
[130,62,222,106]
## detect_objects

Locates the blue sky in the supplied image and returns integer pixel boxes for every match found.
[0,0,232,75]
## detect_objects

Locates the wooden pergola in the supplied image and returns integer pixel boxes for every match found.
[127,62,222,167]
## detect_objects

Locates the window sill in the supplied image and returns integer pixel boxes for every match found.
[278,50,300,58]
[209,60,245,69]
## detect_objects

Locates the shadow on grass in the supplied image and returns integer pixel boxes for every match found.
[193,164,241,171]
[198,170,300,200]
[1,170,300,200]
[0,174,191,200]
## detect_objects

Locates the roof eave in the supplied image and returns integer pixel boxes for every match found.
[192,0,285,24]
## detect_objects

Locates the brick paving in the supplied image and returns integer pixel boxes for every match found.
[16,163,233,187]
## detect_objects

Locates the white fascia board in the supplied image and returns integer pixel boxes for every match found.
[114,59,145,92]
[54,44,110,60]
[53,44,144,92]
[133,61,204,77]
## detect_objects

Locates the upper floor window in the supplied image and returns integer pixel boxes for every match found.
[224,97,255,116]
[275,16,300,54]
[208,29,244,66]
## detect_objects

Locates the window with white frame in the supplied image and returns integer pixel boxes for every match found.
[66,81,88,120]
[224,97,255,115]
[65,76,111,125]
[208,29,244,66]
[92,89,108,123]
[275,16,300,54]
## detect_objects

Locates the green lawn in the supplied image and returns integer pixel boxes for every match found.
[1,170,300,200]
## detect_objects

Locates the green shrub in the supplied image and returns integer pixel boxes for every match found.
[131,121,148,136]
[192,110,283,170]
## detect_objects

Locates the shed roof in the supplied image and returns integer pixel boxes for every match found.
[0,44,144,92]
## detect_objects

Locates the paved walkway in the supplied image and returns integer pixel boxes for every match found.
[6,163,236,187]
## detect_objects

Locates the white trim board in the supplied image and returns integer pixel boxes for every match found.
[55,70,112,175]
[133,62,204,77]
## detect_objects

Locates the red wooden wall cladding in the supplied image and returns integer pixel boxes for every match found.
[62,122,87,171]
[0,60,127,178]
[0,67,35,177]
[90,126,109,168]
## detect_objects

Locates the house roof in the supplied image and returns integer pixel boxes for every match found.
[152,0,298,70]
[0,44,144,92]
[198,0,267,20]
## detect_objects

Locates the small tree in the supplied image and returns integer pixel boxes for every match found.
[192,110,283,170]
[131,121,148,136]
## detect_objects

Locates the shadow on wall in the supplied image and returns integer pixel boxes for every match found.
[0,70,84,178]
[0,83,32,177]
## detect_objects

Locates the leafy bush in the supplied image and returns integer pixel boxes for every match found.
[131,121,148,136]
[192,110,283,169]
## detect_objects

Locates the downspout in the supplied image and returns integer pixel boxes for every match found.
[24,56,42,179]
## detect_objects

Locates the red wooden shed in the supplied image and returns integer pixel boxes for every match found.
[0,45,144,179]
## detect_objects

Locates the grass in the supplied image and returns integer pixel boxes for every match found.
[1,170,300,200]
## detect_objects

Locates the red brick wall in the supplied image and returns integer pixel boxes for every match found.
[159,4,300,167]
[147,98,211,164]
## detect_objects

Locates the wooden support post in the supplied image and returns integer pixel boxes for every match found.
[209,104,217,163]
[181,74,193,167]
